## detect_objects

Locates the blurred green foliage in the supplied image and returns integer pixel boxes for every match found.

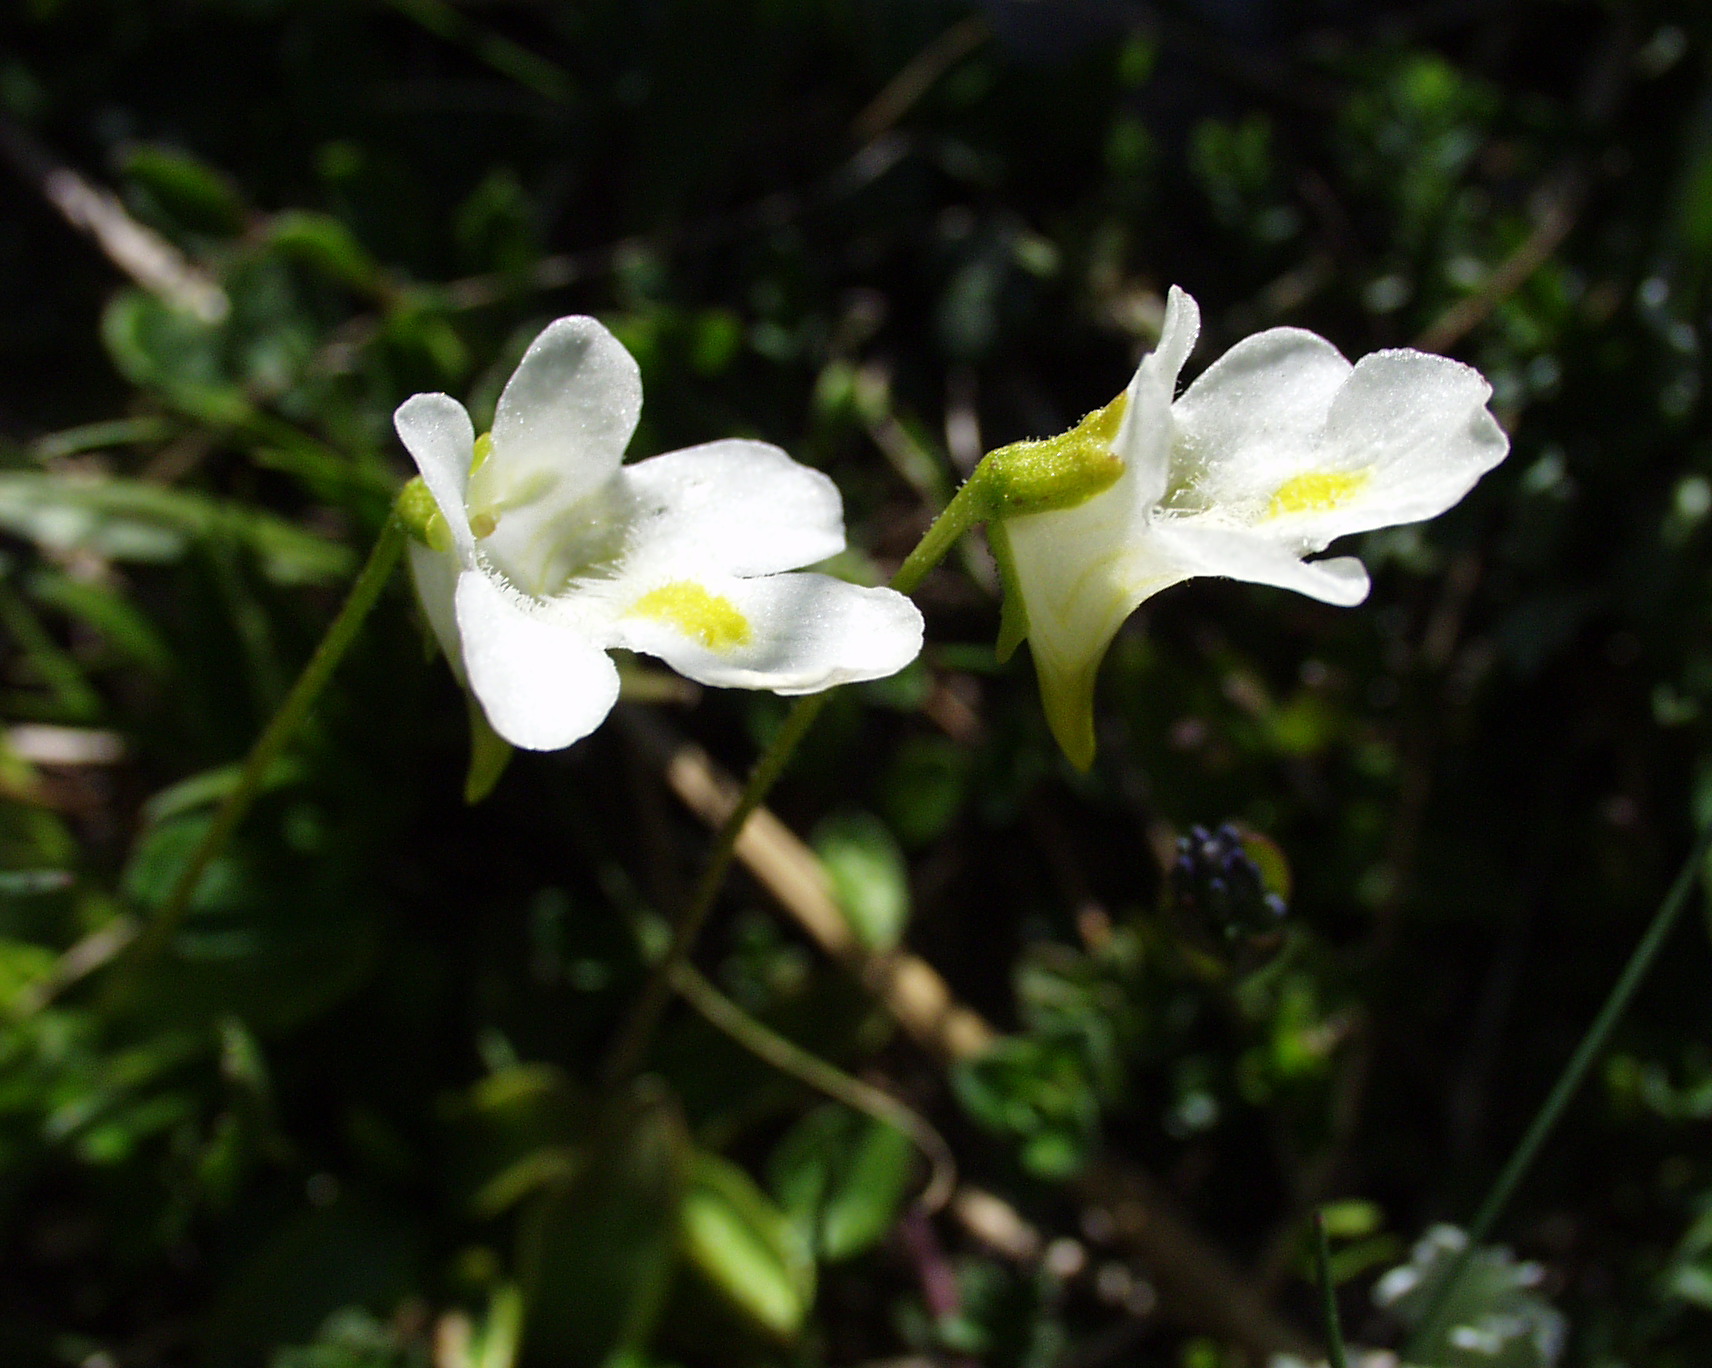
[6,1,1712,1366]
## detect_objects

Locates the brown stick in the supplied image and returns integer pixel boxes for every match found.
[0,117,229,322]
[1412,176,1581,355]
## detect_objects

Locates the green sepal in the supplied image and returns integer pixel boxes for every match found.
[976,390,1127,521]
[396,476,452,552]
[465,693,514,804]
[986,519,1029,663]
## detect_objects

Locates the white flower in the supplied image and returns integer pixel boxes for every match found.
[1001,285,1509,767]
[395,316,923,751]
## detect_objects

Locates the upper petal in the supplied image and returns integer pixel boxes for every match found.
[1172,347,1507,550]
[478,316,643,515]
[454,569,621,751]
[1308,349,1509,537]
[1169,327,1352,504]
[609,571,922,694]
[1116,285,1201,508]
[394,393,477,559]
[621,439,846,578]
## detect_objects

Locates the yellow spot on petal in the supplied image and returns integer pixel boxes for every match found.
[1269,469,1370,518]
[469,510,498,539]
[629,581,752,652]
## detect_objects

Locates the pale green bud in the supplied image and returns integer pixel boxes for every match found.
[975,391,1127,520]
[396,476,452,552]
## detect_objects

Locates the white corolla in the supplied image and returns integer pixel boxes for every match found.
[1000,286,1509,768]
[396,316,923,750]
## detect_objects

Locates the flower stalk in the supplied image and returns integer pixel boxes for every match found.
[1403,816,1712,1361]
[671,960,954,1212]
[601,479,996,1086]
[121,516,408,979]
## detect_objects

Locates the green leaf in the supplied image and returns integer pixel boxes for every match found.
[812,810,909,951]
[0,937,59,1011]
[120,143,248,237]
[769,1103,914,1263]
[682,1149,815,1340]
[267,211,388,295]
[101,289,250,424]
[452,1062,590,1217]
[519,1082,688,1366]
[952,1036,1101,1180]
[0,472,353,584]
[30,569,175,676]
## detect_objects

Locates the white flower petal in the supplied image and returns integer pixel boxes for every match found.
[1169,327,1352,502]
[1003,494,1189,770]
[481,316,643,512]
[408,543,462,675]
[610,573,923,694]
[454,569,620,751]
[1117,285,1201,507]
[1307,349,1510,538]
[394,393,476,558]
[622,439,846,578]
[1154,521,1371,606]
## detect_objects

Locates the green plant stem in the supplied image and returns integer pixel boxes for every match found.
[1404,816,1712,1361]
[600,474,991,1087]
[890,471,990,596]
[122,517,407,977]
[672,961,955,1212]
[1313,1210,1349,1368]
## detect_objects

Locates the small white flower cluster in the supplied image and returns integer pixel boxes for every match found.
[396,290,1508,764]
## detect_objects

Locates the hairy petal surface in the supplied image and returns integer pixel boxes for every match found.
[611,572,923,694]
[468,319,644,594]
[622,439,846,579]
[454,569,621,751]
[1169,328,1352,510]
[482,316,643,507]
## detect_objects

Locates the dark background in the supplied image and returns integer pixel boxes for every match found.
[3,2,1711,1365]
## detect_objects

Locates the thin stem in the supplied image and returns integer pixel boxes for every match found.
[1404,817,1712,1361]
[122,517,407,977]
[1313,1210,1349,1368]
[891,472,990,596]
[600,478,990,1086]
[672,961,955,1212]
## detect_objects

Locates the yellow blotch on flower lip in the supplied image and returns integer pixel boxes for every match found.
[629,581,752,651]
[1269,469,1370,517]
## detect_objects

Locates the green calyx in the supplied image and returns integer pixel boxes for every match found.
[972,390,1127,521]
[396,476,453,552]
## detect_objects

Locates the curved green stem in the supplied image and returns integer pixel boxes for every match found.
[1313,1210,1348,1368]
[890,471,990,597]
[122,517,407,978]
[1403,817,1712,1361]
[601,477,991,1087]
[672,961,955,1212]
